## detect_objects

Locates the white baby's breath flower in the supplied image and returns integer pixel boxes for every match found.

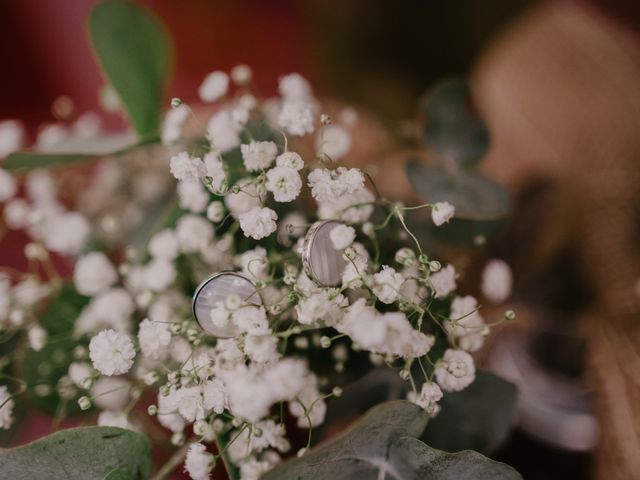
[91,377,131,411]
[276,151,304,171]
[178,380,226,422]
[68,362,93,388]
[138,318,172,360]
[407,382,443,417]
[177,181,208,213]
[199,71,229,103]
[318,188,375,224]
[0,169,17,202]
[176,215,214,253]
[239,207,277,240]
[244,334,280,363]
[429,264,457,298]
[74,252,118,297]
[481,259,513,304]
[89,329,136,376]
[169,152,205,182]
[225,177,261,217]
[231,64,252,85]
[232,305,270,336]
[98,411,132,430]
[28,325,47,352]
[265,166,302,202]
[241,141,278,172]
[431,201,455,226]
[0,120,24,158]
[0,385,15,429]
[329,224,355,250]
[207,110,241,153]
[434,349,475,392]
[149,229,179,260]
[206,201,225,222]
[371,266,404,304]
[237,246,269,280]
[161,105,189,145]
[44,212,90,255]
[278,100,315,136]
[278,73,312,100]
[184,442,214,480]
[75,287,134,334]
[446,295,487,352]
[342,251,368,289]
[308,167,365,205]
[317,125,351,160]
[203,153,226,192]
[4,199,30,229]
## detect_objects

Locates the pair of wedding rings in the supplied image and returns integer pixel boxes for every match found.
[192,219,347,337]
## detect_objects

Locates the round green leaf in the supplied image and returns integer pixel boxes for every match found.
[406,160,510,221]
[263,400,521,480]
[0,427,151,480]
[422,372,518,455]
[422,77,489,168]
[389,436,521,480]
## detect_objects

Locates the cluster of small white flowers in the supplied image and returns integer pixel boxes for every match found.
[0,68,501,480]
[0,169,91,255]
[434,349,476,392]
[446,295,488,352]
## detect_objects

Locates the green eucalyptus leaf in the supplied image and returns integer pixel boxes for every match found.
[423,77,489,168]
[388,436,521,480]
[3,152,95,172]
[263,400,428,480]
[432,218,505,247]
[3,133,138,172]
[0,427,151,480]
[90,0,172,138]
[422,371,518,455]
[406,160,510,221]
[264,400,520,480]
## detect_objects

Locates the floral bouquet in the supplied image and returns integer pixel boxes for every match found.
[0,1,519,479]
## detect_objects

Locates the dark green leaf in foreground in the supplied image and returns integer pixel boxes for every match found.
[90,0,172,138]
[422,77,490,168]
[263,400,521,480]
[406,160,510,221]
[0,427,152,480]
[388,436,521,480]
[422,371,518,455]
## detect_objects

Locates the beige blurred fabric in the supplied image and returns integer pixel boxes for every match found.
[472,2,640,478]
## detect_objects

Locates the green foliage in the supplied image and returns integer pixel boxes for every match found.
[0,427,152,480]
[422,372,518,455]
[3,153,94,172]
[263,400,521,480]
[215,431,240,480]
[22,284,89,415]
[90,0,172,139]
[423,78,489,168]
[406,161,509,221]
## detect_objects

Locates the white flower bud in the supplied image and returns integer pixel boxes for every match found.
[78,396,92,410]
